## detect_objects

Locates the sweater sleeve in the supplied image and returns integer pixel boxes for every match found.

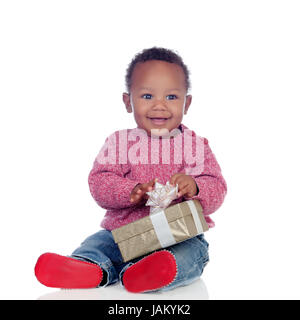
[183,138,227,216]
[88,131,141,210]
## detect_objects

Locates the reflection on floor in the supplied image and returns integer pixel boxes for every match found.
[38,278,209,300]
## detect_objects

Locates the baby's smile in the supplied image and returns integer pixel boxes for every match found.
[147,116,171,126]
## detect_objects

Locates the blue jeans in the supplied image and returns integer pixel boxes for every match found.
[71,229,209,292]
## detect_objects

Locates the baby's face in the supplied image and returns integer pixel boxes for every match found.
[123,60,192,136]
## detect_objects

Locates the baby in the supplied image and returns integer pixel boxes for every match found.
[35,47,227,293]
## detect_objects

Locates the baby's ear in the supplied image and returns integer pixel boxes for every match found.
[123,93,132,113]
[184,95,192,115]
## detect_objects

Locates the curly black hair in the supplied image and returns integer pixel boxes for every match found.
[125,47,191,93]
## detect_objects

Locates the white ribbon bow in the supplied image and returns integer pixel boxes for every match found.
[145,181,178,215]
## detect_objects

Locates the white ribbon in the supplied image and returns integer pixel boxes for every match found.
[150,210,176,248]
[186,200,203,234]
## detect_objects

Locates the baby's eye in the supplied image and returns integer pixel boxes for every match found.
[166,94,178,100]
[142,94,152,99]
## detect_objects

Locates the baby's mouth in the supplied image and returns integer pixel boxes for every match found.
[148,117,170,125]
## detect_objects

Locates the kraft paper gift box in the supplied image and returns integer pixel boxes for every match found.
[112,181,209,262]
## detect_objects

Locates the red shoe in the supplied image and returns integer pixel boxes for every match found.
[122,250,177,293]
[34,253,103,289]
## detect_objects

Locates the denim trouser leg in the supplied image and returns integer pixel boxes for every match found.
[160,234,209,291]
[71,229,127,287]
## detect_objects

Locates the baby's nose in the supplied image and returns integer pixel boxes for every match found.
[152,98,167,109]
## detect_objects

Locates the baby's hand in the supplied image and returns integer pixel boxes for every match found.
[169,173,198,198]
[130,178,158,204]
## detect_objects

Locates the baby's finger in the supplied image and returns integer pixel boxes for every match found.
[145,178,158,192]
[169,174,179,186]
[130,187,143,201]
[130,192,143,203]
[131,187,141,197]
[149,177,158,187]
[139,185,152,194]
[169,173,184,187]
[177,183,189,198]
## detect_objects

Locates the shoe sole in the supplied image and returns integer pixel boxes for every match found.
[122,250,177,293]
[34,253,103,289]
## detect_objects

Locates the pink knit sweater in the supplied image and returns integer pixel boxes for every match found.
[88,123,227,230]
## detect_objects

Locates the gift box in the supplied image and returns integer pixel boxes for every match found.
[112,182,209,262]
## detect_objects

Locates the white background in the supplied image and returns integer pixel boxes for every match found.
[0,0,300,300]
